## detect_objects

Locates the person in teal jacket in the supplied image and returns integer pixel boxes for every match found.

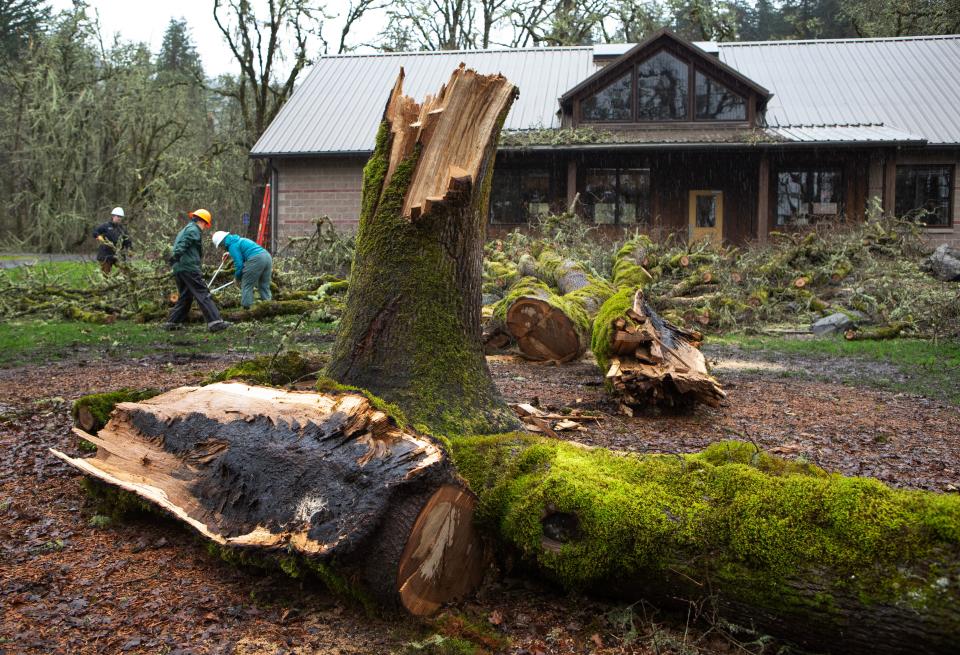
[163,210,230,332]
[211,231,273,309]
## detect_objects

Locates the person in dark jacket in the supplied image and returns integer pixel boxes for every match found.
[211,231,273,309]
[92,207,132,275]
[162,209,230,332]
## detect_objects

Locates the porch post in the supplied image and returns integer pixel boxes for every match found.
[757,152,770,244]
[566,159,577,210]
[882,148,897,216]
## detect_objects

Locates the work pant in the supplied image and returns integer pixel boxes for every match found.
[166,270,222,325]
[99,259,114,275]
[240,252,273,309]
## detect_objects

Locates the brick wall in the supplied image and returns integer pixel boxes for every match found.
[275,157,366,244]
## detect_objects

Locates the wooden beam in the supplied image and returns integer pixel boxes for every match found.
[882,148,897,216]
[566,159,577,209]
[757,152,770,244]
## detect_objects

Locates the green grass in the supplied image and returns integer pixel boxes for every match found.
[711,334,960,404]
[0,317,336,367]
[0,260,100,288]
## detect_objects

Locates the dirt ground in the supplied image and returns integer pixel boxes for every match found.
[2,348,959,655]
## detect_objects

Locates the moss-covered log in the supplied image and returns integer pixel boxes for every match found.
[498,276,591,363]
[222,300,326,322]
[326,66,520,436]
[451,434,960,654]
[498,251,613,363]
[54,383,488,616]
[593,288,724,410]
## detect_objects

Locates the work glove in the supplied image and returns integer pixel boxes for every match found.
[167,254,180,266]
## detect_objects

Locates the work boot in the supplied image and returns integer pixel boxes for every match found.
[161,322,184,331]
[208,320,232,333]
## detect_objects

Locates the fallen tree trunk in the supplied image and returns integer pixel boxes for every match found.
[452,434,960,655]
[592,288,725,410]
[498,277,590,362]
[326,65,520,436]
[53,382,487,615]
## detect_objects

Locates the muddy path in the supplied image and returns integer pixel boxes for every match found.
[2,351,958,654]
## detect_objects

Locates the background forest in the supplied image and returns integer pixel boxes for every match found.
[1,0,957,252]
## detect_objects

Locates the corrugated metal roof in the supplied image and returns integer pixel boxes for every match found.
[765,124,925,143]
[251,47,595,156]
[717,35,960,145]
[253,34,960,155]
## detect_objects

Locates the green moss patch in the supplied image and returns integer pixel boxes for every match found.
[590,287,636,372]
[206,350,324,386]
[450,435,960,611]
[72,388,161,433]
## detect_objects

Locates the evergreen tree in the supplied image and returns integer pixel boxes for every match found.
[0,0,50,61]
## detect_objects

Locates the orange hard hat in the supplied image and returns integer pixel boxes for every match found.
[188,208,212,225]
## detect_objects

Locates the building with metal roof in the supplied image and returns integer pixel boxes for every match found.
[253,30,960,248]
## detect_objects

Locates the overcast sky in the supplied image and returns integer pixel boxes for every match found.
[50,0,389,76]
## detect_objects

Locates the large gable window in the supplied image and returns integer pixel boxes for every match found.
[582,71,633,121]
[695,72,746,120]
[637,51,688,121]
[895,165,952,227]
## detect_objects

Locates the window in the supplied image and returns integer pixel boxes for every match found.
[583,168,650,225]
[695,72,746,120]
[489,169,553,224]
[637,51,688,121]
[696,194,718,227]
[775,168,844,227]
[895,165,953,227]
[582,71,633,121]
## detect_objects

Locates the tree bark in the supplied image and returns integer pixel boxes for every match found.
[326,65,520,436]
[53,382,487,615]
[452,434,960,655]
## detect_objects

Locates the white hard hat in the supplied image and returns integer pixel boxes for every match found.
[212,231,229,248]
[111,207,125,218]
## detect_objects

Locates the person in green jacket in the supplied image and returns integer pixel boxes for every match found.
[211,231,273,309]
[162,209,230,332]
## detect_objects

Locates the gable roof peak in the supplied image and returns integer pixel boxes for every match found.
[560,28,771,106]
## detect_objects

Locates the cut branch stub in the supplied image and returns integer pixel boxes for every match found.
[52,382,486,614]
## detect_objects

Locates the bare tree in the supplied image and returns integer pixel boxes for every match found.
[383,0,477,50]
[212,0,325,152]
[338,0,389,53]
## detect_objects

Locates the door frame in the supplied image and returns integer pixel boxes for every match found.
[688,189,724,242]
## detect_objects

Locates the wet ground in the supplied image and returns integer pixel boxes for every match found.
[2,348,958,654]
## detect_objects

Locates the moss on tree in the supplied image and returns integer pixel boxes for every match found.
[448,434,960,647]
[72,388,161,434]
[206,350,324,386]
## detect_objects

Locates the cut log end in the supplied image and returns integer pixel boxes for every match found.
[397,485,487,616]
[506,297,582,363]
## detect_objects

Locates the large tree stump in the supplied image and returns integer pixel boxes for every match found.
[52,382,487,615]
[326,65,520,436]
[592,288,725,410]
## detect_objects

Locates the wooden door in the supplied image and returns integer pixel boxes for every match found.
[688,190,723,242]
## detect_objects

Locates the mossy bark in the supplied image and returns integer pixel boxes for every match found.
[451,434,960,654]
[326,68,520,436]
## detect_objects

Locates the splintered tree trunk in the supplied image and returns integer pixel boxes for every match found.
[53,383,487,615]
[326,65,520,436]
[593,289,725,410]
